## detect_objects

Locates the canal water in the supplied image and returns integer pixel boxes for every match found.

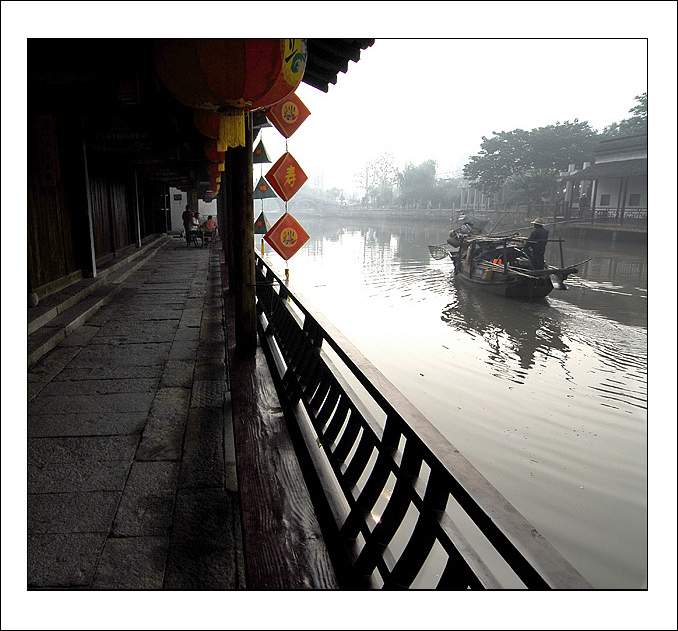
[257,214,648,589]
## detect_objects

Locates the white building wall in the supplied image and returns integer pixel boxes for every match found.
[169,188,218,232]
[594,176,647,208]
[169,188,186,233]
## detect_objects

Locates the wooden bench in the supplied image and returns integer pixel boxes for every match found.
[222,266,339,589]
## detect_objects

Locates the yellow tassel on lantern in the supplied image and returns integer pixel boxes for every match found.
[218,110,245,150]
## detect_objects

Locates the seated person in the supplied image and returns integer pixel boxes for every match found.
[203,215,218,232]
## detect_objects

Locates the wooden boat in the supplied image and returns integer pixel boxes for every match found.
[450,234,580,299]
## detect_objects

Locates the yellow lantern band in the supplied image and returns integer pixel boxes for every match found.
[218,110,245,150]
[218,162,225,171]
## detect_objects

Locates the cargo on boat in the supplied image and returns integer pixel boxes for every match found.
[443,234,581,299]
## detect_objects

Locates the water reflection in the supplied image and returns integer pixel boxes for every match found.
[548,233,648,328]
[441,283,570,380]
[268,215,647,588]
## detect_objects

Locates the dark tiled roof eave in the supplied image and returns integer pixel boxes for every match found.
[594,133,647,154]
[565,158,648,181]
[303,38,375,92]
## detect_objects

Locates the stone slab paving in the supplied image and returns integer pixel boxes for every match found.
[27,240,245,589]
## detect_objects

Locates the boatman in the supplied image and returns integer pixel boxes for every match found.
[527,218,549,270]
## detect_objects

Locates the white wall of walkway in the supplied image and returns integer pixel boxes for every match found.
[169,188,218,233]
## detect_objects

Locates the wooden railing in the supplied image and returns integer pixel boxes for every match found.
[254,253,592,589]
[517,204,648,229]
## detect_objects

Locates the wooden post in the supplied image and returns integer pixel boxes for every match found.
[163,184,171,234]
[133,170,142,247]
[229,112,257,350]
[589,179,598,224]
[617,177,629,226]
[224,150,236,289]
[615,178,624,224]
[216,173,227,259]
[81,117,97,278]
[619,177,628,227]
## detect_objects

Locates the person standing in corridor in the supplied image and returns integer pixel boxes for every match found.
[182,205,194,245]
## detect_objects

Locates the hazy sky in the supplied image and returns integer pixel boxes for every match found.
[260,37,648,195]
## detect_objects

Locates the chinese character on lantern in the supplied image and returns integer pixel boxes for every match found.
[285,166,296,187]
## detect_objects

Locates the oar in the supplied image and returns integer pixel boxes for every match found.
[487,209,511,235]
[428,244,452,260]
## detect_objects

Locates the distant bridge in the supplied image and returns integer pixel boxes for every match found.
[270,194,344,215]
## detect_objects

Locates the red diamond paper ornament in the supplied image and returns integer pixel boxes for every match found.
[266,92,311,138]
[264,212,310,261]
[265,152,307,202]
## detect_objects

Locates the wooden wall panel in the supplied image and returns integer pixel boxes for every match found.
[28,176,67,287]
[110,171,132,250]
[88,159,134,262]
[89,174,112,261]
[138,179,169,240]
[27,113,80,290]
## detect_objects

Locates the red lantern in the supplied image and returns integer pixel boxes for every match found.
[204,139,225,163]
[154,39,307,149]
[194,109,220,139]
[208,162,222,182]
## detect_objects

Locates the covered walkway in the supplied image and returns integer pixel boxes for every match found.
[27,238,245,589]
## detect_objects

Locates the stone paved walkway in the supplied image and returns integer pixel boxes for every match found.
[27,239,245,589]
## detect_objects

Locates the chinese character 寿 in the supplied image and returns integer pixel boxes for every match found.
[285,165,296,188]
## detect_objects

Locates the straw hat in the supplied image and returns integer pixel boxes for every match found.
[532,217,546,225]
